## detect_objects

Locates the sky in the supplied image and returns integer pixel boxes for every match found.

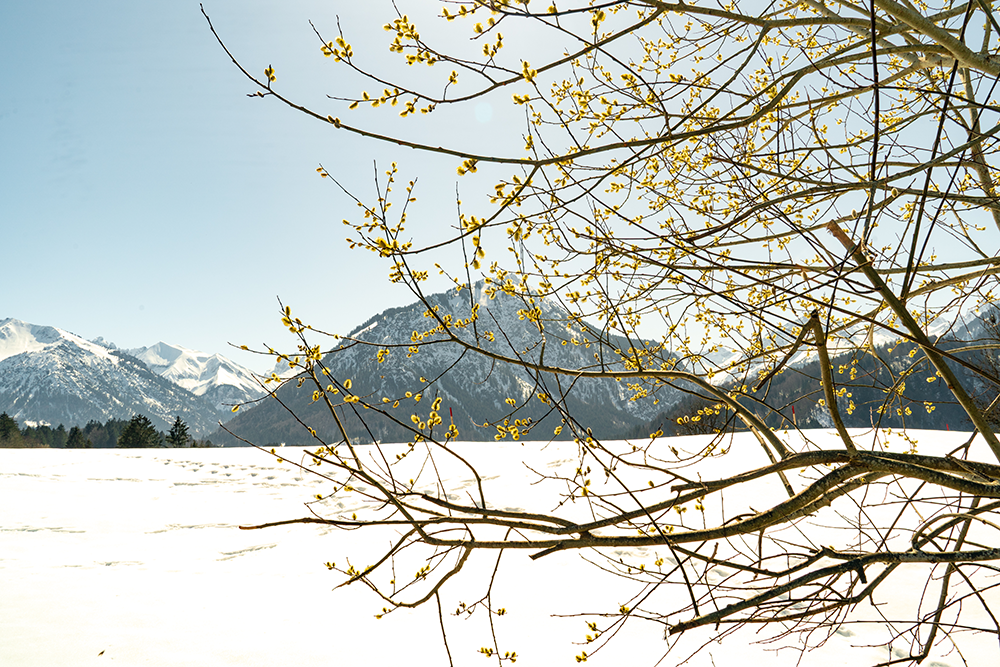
[1,1,522,372]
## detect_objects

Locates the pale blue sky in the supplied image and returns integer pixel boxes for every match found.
[1,1,518,372]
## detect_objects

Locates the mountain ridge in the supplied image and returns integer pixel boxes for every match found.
[0,318,263,436]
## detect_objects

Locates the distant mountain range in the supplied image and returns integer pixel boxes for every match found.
[10,292,993,448]
[0,318,264,436]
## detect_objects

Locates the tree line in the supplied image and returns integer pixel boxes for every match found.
[0,413,215,449]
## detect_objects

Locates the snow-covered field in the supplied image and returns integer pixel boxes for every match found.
[2,431,998,666]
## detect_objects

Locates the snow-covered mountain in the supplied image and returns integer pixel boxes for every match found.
[0,318,260,437]
[127,342,264,411]
[217,283,675,445]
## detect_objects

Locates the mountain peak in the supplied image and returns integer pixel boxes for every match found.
[0,317,114,364]
[127,341,263,408]
[218,285,670,445]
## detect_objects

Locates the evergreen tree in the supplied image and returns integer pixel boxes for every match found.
[65,425,92,449]
[0,412,19,441]
[23,424,54,447]
[116,415,163,448]
[165,416,191,448]
[82,420,107,448]
[0,412,23,447]
[53,424,68,449]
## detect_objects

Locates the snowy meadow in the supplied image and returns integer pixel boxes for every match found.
[2,430,998,666]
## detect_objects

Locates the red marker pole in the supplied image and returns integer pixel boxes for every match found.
[450,407,454,426]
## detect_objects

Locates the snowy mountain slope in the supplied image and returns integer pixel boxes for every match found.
[0,319,116,365]
[0,318,226,436]
[127,341,265,411]
[217,283,677,445]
